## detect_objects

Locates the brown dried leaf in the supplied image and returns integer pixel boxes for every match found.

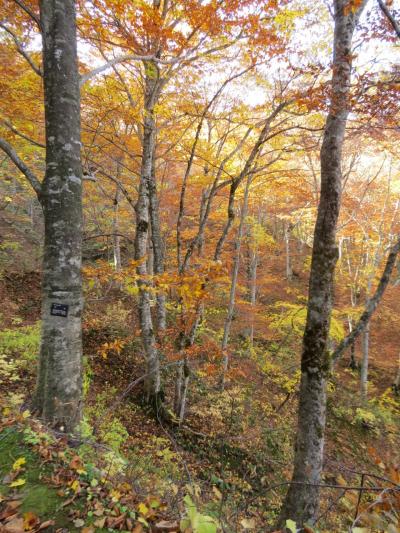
[37,520,55,531]
[154,520,180,532]
[3,517,24,533]
[93,518,106,529]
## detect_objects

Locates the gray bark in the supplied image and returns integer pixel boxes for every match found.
[247,222,259,349]
[278,1,367,526]
[135,62,162,402]
[360,321,370,400]
[35,0,83,432]
[173,332,191,422]
[377,0,400,38]
[149,152,166,331]
[220,175,251,389]
[393,353,400,394]
[285,222,293,282]
[112,185,122,271]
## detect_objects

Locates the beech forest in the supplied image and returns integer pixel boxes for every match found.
[0,1,399,532]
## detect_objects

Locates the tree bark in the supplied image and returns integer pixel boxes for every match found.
[247,225,259,350]
[393,353,400,395]
[135,62,162,403]
[34,0,83,432]
[278,1,366,527]
[220,175,251,389]
[360,321,370,400]
[285,221,293,282]
[149,152,167,331]
[112,184,122,272]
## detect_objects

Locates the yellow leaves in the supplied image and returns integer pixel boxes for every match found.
[70,479,81,493]
[137,502,149,516]
[274,8,305,36]
[9,478,26,488]
[110,488,121,502]
[23,511,40,531]
[12,457,26,471]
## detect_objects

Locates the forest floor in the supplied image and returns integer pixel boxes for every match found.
[0,268,399,533]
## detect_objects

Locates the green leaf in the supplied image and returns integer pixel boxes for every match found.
[285,519,297,533]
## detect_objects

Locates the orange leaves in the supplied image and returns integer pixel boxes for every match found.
[344,0,365,15]
[98,339,127,360]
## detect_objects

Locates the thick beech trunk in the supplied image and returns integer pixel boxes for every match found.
[278,1,366,526]
[34,0,83,432]
[135,65,162,402]
[149,155,166,331]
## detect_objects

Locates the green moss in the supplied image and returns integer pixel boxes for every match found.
[0,428,72,529]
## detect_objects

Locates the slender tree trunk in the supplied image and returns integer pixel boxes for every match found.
[278,1,366,526]
[393,353,400,395]
[214,180,239,261]
[248,246,258,350]
[112,185,122,272]
[285,222,293,282]
[360,320,370,400]
[347,317,358,369]
[173,331,191,422]
[220,176,251,389]
[34,0,83,432]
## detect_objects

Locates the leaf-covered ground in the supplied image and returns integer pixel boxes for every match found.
[0,270,399,532]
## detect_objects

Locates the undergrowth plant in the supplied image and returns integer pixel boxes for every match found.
[0,321,40,385]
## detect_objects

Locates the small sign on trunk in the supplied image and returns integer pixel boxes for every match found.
[50,303,69,317]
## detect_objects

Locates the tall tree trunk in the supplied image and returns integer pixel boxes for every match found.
[220,176,251,389]
[247,242,258,350]
[360,320,370,400]
[113,185,122,272]
[285,222,293,282]
[135,63,162,404]
[278,0,366,527]
[347,317,358,369]
[393,352,400,395]
[149,152,167,331]
[34,0,83,432]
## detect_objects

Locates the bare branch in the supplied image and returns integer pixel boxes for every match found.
[12,0,42,31]
[377,0,400,39]
[0,23,42,76]
[80,51,185,86]
[0,136,42,197]
[80,54,153,86]
[332,234,400,363]
[2,119,45,148]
